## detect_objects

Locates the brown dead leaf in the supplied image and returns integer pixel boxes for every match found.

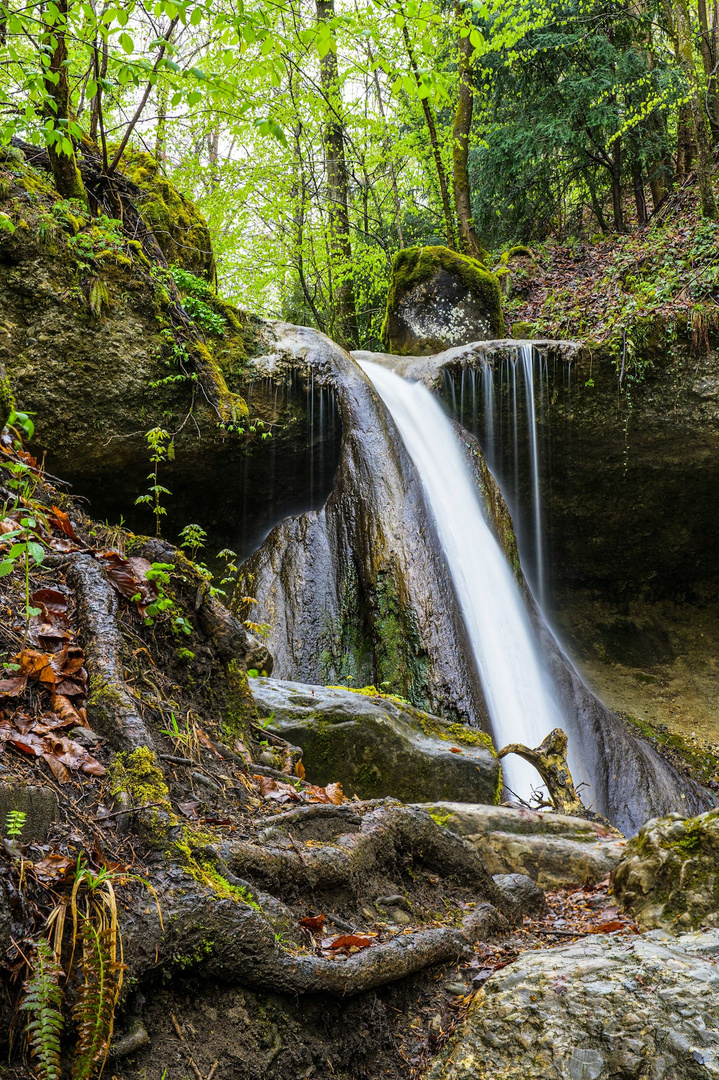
[0,674,28,697]
[449,747,463,754]
[49,506,78,541]
[177,801,201,818]
[328,934,372,950]
[32,850,74,881]
[197,729,223,758]
[99,552,158,616]
[324,782,344,805]
[255,775,300,803]
[50,694,84,727]
[42,752,72,784]
[31,588,68,620]
[295,759,306,780]
[300,913,325,932]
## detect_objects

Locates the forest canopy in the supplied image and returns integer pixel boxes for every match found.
[0,0,717,346]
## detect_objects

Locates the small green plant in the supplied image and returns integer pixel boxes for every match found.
[170,266,226,335]
[179,523,207,562]
[135,427,171,536]
[0,513,46,642]
[5,808,26,838]
[21,938,64,1080]
[159,711,199,759]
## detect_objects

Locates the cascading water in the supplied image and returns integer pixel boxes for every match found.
[359,358,563,799]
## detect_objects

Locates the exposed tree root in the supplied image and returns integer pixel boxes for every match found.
[65,554,155,751]
[119,872,508,998]
[221,803,515,910]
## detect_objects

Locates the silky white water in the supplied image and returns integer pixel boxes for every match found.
[359,358,563,799]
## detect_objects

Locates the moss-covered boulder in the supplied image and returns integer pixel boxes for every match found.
[250,677,500,804]
[612,808,719,930]
[381,246,504,355]
[119,150,216,282]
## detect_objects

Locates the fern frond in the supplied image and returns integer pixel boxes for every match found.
[21,938,65,1080]
[72,922,122,1080]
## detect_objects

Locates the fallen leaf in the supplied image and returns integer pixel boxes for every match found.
[324,782,344,805]
[42,752,72,783]
[449,747,462,754]
[177,800,201,818]
[590,920,631,934]
[99,552,158,616]
[300,913,325,932]
[31,588,68,620]
[32,851,74,881]
[50,694,84,727]
[50,506,78,540]
[328,935,372,950]
[197,729,223,758]
[295,759,306,780]
[0,674,28,697]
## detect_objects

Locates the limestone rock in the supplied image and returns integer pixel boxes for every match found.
[381,246,504,355]
[492,873,546,916]
[612,808,719,930]
[249,678,500,804]
[416,802,624,889]
[0,781,59,843]
[424,928,719,1080]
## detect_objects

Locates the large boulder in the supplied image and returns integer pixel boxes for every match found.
[417,802,624,889]
[424,928,719,1080]
[250,678,501,804]
[381,246,504,355]
[612,808,719,930]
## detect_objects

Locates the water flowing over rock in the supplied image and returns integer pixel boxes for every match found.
[251,677,500,804]
[241,323,713,833]
[423,928,719,1080]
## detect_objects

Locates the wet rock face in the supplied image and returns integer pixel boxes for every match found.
[612,809,719,931]
[424,928,719,1080]
[419,802,624,889]
[382,247,504,355]
[250,678,500,804]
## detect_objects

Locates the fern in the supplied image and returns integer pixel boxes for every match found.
[72,922,121,1080]
[21,939,64,1080]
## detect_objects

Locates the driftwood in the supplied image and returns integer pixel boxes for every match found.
[498,728,588,817]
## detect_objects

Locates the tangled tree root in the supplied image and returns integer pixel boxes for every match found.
[66,554,155,751]
[119,804,515,998]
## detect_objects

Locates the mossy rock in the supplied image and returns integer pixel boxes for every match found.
[119,149,215,282]
[381,246,504,355]
[250,676,500,805]
[612,808,719,930]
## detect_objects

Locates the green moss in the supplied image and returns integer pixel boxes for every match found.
[426,807,454,828]
[109,746,176,842]
[374,571,430,708]
[119,149,216,281]
[624,714,719,786]
[382,245,505,352]
[174,835,262,909]
[500,245,533,263]
[511,321,536,339]
[327,684,412,706]
[176,647,195,663]
[0,371,15,430]
[126,239,152,268]
[218,659,256,742]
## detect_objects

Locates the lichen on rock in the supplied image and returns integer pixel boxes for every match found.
[612,808,719,930]
[381,245,505,355]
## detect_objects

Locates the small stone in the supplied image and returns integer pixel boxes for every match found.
[68,725,102,747]
[258,751,276,766]
[445,982,468,996]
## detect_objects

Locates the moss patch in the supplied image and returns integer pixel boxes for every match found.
[109,746,177,842]
[382,245,505,351]
[119,149,216,281]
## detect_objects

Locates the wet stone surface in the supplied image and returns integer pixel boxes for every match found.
[423,928,719,1080]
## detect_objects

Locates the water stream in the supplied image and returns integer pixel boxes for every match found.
[359,358,563,799]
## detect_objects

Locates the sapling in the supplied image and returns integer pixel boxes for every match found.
[135,427,171,536]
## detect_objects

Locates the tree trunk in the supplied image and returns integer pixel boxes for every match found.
[42,0,86,202]
[611,138,624,231]
[697,0,719,143]
[452,5,487,262]
[316,0,358,348]
[586,170,609,232]
[632,158,648,224]
[670,0,717,216]
[401,21,457,249]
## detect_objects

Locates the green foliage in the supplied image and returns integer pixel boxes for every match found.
[135,427,171,537]
[5,808,26,838]
[179,523,207,561]
[72,922,121,1080]
[21,939,64,1080]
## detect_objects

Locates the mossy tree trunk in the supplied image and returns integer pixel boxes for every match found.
[316,0,359,349]
[697,0,719,144]
[401,20,457,251]
[42,0,86,203]
[452,4,487,263]
[666,0,718,218]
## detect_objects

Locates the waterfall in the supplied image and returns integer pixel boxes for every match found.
[359,359,563,799]
[519,344,545,606]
